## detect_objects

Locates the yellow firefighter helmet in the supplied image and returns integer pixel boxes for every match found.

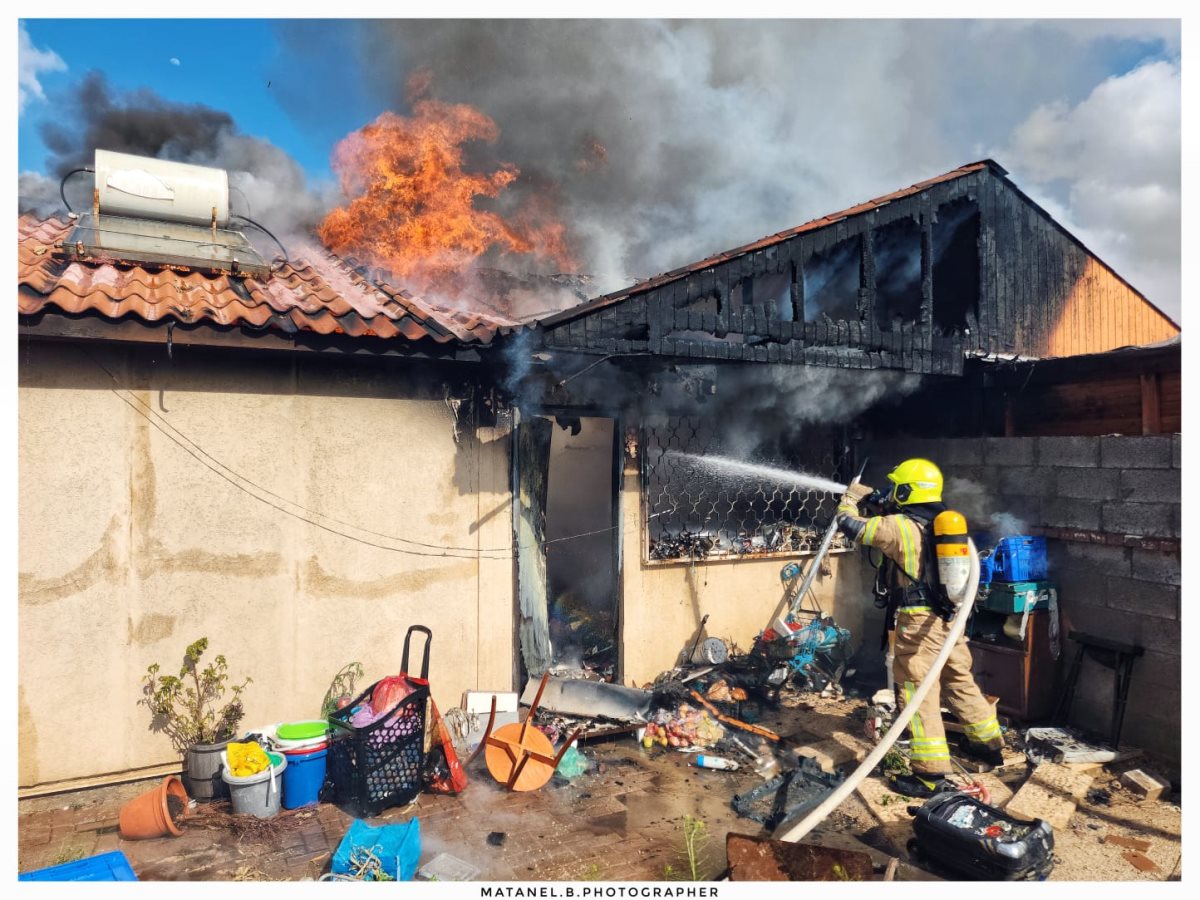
[887,458,943,505]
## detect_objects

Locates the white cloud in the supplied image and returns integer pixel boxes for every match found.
[1000,60,1181,319]
[18,23,66,113]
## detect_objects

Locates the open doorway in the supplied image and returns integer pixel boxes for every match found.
[515,413,620,686]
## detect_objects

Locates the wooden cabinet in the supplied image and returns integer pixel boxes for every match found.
[969,610,1057,721]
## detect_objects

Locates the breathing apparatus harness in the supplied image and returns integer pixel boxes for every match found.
[866,500,959,648]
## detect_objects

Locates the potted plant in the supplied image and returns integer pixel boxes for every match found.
[141,637,252,801]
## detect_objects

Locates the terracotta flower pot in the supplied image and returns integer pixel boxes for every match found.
[118,775,189,840]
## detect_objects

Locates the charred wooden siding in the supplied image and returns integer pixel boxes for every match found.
[537,161,1177,372]
[540,183,971,375]
[983,178,1179,357]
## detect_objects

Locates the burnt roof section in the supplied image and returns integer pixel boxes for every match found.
[540,160,1000,327]
[18,215,521,345]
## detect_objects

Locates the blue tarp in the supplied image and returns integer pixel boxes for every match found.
[331,817,421,881]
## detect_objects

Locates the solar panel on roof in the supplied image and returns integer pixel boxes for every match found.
[64,212,270,278]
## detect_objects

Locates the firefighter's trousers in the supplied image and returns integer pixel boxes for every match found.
[893,608,1004,775]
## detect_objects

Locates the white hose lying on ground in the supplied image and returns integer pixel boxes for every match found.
[776,539,981,844]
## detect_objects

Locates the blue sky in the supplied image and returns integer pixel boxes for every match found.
[19,19,382,180]
[17,19,1182,318]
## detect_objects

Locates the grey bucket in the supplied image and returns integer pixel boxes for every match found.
[221,753,287,818]
[186,739,230,800]
[691,637,729,665]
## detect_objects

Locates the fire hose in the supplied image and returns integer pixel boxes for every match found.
[776,538,981,844]
[787,458,868,620]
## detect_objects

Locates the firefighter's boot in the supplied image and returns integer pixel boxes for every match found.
[887,772,956,799]
[957,738,1005,770]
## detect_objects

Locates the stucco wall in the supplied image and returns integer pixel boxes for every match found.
[18,340,513,789]
[618,458,869,687]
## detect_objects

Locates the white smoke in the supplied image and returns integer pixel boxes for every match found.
[180,130,341,244]
[990,512,1030,537]
[713,367,923,461]
[947,476,1031,539]
[999,59,1181,320]
[17,171,62,218]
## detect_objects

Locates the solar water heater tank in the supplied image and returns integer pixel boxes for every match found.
[94,149,230,226]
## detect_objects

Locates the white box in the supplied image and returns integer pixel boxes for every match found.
[462,690,519,715]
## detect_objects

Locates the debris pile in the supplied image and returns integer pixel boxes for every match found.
[93,565,1177,886]
[643,705,724,749]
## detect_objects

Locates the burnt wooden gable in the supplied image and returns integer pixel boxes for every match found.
[535,161,1176,376]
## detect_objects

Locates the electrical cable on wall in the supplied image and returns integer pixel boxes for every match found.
[79,346,624,559]
[81,346,508,558]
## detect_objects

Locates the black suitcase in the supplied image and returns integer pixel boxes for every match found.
[907,791,1055,881]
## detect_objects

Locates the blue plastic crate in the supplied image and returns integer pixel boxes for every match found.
[989,536,1048,583]
[19,850,138,882]
[978,551,996,585]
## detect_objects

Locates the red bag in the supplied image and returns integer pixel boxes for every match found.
[423,699,467,795]
[371,675,413,714]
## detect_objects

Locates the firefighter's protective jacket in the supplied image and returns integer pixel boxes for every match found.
[837,488,928,591]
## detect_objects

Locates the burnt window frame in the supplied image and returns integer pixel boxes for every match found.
[802,234,864,324]
[871,215,925,332]
[931,197,982,336]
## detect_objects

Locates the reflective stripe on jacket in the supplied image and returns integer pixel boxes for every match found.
[838,497,926,587]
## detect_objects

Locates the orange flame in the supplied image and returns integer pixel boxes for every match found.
[318,88,574,297]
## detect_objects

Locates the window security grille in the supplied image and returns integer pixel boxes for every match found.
[642,417,852,563]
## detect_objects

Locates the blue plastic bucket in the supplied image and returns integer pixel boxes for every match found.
[282,746,328,809]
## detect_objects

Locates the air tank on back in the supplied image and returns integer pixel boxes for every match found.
[94,149,230,226]
[934,510,973,605]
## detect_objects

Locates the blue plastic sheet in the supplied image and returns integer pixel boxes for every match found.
[331,817,421,881]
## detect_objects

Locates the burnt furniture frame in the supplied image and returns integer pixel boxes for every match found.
[1053,630,1144,749]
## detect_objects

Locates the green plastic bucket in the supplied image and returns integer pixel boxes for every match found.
[276,721,329,742]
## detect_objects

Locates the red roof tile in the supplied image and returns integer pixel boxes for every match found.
[17,216,521,345]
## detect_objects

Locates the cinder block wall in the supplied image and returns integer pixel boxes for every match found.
[859,435,1181,774]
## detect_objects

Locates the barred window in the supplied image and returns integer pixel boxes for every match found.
[642,417,852,563]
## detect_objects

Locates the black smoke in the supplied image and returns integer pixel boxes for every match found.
[22,72,334,240]
[40,72,234,177]
[270,18,1179,315]
[277,20,926,293]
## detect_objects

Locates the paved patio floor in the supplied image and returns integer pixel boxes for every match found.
[17,696,1181,882]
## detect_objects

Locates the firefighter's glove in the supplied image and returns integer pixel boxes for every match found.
[837,482,874,524]
[844,482,874,504]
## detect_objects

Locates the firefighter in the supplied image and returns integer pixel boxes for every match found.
[837,458,1004,797]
